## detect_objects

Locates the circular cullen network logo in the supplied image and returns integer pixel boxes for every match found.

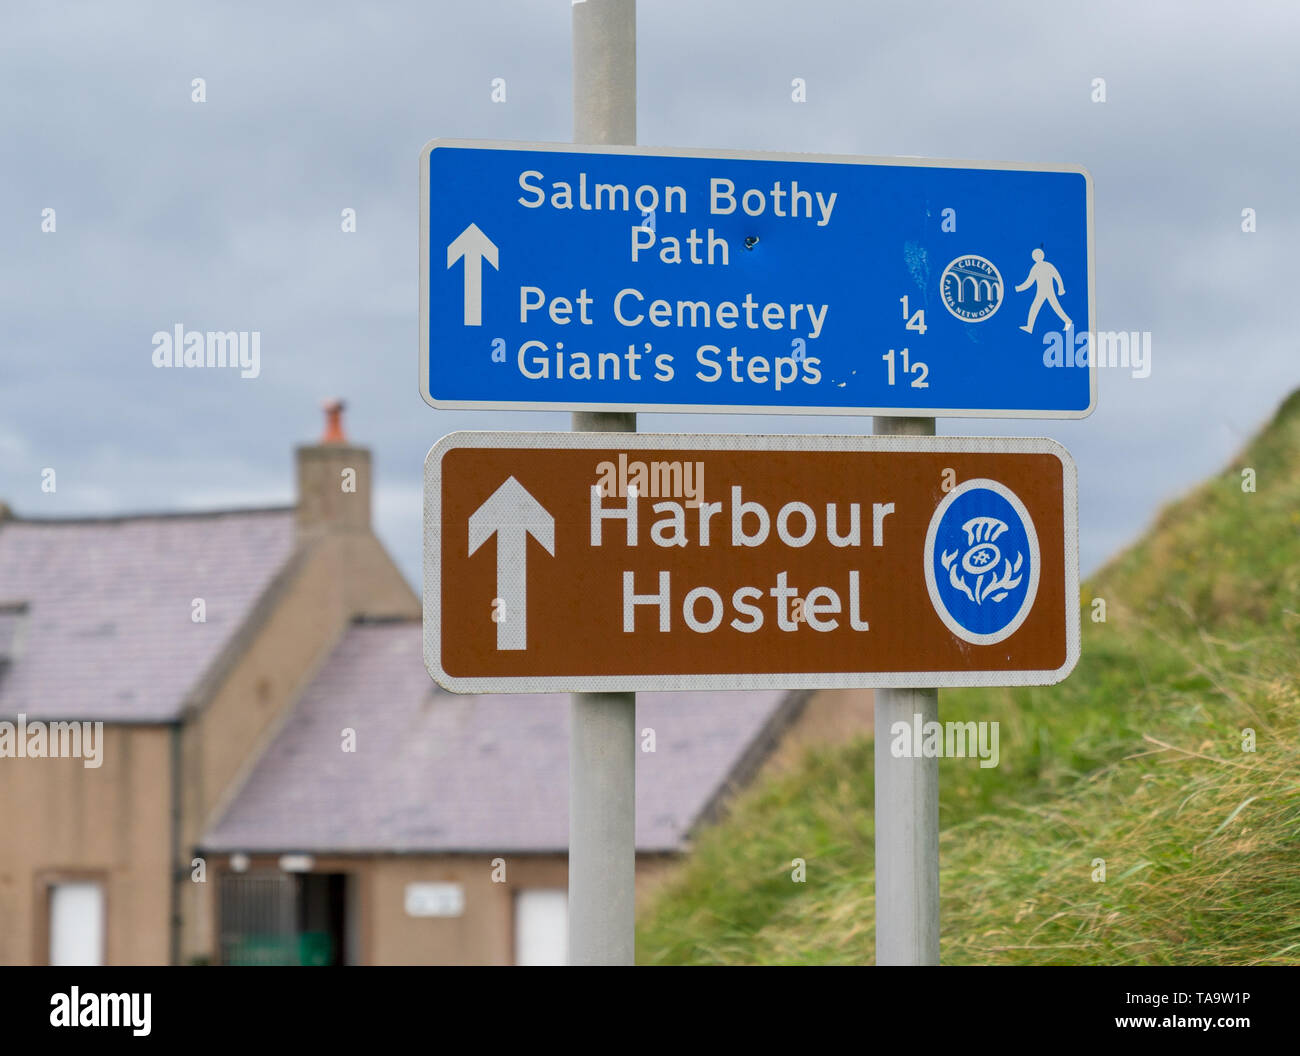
[940,255,1004,322]
[924,479,1040,646]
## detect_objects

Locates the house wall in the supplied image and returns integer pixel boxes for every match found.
[0,724,172,965]
[633,690,875,913]
[757,688,874,777]
[179,531,419,963]
[1,437,430,966]
[207,853,677,966]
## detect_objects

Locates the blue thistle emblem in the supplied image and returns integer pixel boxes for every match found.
[925,480,1040,645]
[940,516,1024,606]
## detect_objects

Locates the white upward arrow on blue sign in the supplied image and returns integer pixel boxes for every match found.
[446,222,498,327]
[419,139,1096,419]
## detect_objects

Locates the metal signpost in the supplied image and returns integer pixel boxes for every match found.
[567,0,637,968]
[872,414,940,966]
[419,0,1092,966]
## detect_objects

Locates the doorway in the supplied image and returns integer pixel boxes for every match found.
[219,870,352,965]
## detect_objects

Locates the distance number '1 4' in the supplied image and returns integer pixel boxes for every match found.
[884,296,929,388]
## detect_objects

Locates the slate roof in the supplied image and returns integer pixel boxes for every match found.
[0,602,26,665]
[204,620,797,854]
[0,509,297,722]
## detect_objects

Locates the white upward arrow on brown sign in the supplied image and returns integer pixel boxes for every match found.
[466,475,555,651]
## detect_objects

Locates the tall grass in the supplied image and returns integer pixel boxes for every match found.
[636,392,1300,965]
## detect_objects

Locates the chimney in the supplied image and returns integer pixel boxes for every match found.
[295,399,371,535]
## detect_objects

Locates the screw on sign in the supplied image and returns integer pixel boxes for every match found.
[423,432,1080,693]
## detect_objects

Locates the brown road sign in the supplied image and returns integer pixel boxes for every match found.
[424,433,1079,693]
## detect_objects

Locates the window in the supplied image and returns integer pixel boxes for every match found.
[48,882,105,966]
[514,889,567,966]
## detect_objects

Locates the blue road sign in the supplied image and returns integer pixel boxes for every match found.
[420,140,1095,418]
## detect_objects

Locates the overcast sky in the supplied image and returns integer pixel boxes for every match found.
[2,0,1296,585]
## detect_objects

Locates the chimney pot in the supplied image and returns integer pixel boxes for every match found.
[322,399,346,444]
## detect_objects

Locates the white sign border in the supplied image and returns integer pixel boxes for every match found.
[424,432,1081,694]
[418,138,1097,420]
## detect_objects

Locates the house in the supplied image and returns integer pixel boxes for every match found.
[0,405,872,965]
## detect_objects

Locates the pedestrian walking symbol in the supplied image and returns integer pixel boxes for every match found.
[1015,248,1071,333]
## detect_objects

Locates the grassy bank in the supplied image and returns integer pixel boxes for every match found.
[637,392,1300,965]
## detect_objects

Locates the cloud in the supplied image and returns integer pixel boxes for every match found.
[1,0,1297,586]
